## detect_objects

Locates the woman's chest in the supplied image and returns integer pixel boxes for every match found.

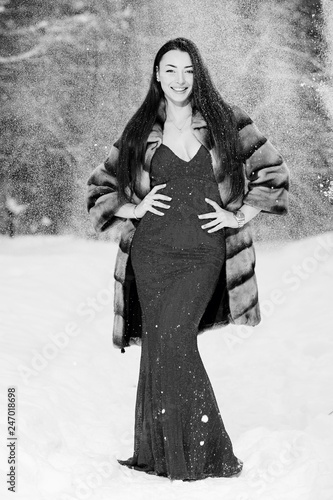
[161,124,202,163]
[150,142,216,185]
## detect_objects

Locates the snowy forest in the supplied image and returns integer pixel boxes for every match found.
[0,0,332,241]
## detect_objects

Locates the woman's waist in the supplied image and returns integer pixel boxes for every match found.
[133,200,225,249]
[150,177,220,204]
[139,190,222,227]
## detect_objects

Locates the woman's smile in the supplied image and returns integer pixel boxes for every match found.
[171,87,188,93]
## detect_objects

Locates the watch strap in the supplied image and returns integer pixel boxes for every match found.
[233,210,245,228]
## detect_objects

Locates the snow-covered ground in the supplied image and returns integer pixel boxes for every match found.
[0,233,332,500]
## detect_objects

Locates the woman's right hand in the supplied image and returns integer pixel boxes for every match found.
[135,183,172,218]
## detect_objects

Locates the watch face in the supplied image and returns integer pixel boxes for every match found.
[236,210,245,221]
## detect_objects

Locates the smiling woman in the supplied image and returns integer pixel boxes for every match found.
[157,50,193,105]
[86,37,289,481]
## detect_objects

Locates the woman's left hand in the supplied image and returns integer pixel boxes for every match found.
[198,198,238,232]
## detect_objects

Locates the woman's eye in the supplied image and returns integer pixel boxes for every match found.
[166,70,174,73]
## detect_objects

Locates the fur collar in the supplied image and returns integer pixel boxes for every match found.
[145,98,211,156]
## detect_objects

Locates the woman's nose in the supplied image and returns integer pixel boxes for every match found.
[176,71,186,84]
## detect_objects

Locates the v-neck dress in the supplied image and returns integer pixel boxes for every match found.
[118,143,243,480]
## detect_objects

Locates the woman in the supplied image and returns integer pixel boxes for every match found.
[86,38,289,481]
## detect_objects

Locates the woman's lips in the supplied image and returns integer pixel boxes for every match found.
[171,87,188,93]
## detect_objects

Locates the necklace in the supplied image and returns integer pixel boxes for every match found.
[169,114,192,134]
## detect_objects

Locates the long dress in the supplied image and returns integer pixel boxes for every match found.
[118,143,243,481]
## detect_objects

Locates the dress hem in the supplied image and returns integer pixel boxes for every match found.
[117,457,243,481]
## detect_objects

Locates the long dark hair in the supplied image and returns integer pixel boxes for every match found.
[116,37,242,205]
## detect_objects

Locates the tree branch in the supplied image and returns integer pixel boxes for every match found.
[0,21,48,36]
[0,44,46,63]
[270,42,325,72]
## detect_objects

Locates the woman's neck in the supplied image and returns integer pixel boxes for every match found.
[165,99,192,124]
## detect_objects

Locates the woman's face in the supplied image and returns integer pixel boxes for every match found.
[157,50,193,107]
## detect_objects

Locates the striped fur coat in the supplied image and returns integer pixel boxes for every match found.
[86,101,289,351]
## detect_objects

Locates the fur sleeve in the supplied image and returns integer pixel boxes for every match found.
[233,105,290,214]
[86,144,127,232]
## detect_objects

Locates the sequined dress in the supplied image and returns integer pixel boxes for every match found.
[118,143,243,480]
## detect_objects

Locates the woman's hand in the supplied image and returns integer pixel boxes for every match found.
[198,198,238,232]
[135,183,172,218]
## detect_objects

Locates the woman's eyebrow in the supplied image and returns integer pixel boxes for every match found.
[165,64,193,68]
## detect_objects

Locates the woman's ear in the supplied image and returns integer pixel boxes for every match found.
[156,66,160,82]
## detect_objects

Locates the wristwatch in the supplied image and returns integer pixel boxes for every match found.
[233,210,245,228]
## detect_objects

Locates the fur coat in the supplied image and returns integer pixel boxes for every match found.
[86,101,289,351]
